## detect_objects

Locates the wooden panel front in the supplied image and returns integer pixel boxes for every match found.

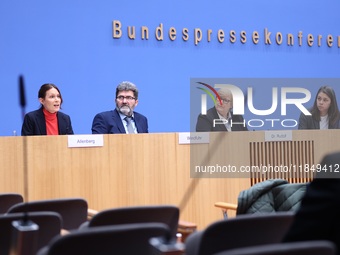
[1,130,340,229]
[0,137,25,195]
[250,140,315,184]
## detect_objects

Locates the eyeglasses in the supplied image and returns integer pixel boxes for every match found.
[221,99,231,104]
[116,96,136,101]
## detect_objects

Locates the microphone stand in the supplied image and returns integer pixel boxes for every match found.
[9,75,39,255]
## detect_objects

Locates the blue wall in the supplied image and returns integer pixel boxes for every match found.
[1,1,340,136]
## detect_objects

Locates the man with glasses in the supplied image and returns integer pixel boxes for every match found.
[91,81,148,134]
[196,87,248,132]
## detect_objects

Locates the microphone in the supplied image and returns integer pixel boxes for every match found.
[18,74,31,228]
[11,75,39,255]
[19,75,26,120]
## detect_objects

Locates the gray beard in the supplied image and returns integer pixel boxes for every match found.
[117,105,132,116]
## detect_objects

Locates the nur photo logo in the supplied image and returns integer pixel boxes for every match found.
[195,79,313,129]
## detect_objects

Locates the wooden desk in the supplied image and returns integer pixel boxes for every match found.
[1,130,339,229]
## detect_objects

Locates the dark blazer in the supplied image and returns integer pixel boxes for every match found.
[21,108,74,136]
[283,152,340,255]
[298,113,340,129]
[196,107,248,132]
[91,109,148,134]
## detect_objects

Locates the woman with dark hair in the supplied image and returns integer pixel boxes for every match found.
[21,83,74,136]
[298,86,340,129]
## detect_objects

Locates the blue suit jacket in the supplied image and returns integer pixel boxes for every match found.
[91,109,148,134]
[21,108,74,136]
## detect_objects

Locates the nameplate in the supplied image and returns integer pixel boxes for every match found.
[178,132,210,144]
[265,130,292,142]
[68,134,104,148]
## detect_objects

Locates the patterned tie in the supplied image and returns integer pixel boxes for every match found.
[125,117,135,134]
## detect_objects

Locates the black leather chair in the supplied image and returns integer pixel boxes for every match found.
[7,198,88,230]
[185,212,295,255]
[82,205,179,239]
[0,212,62,255]
[36,223,172,255]
[212,240,336,255]
[0,193,24,214]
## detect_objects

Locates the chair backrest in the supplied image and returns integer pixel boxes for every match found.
[185,212,295,255]
[0,212,62,255]
[7,198,88,230]
[86,205,179,238]
[0,193,24,214]
[36,223,171,255]
[212,240,336,255]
